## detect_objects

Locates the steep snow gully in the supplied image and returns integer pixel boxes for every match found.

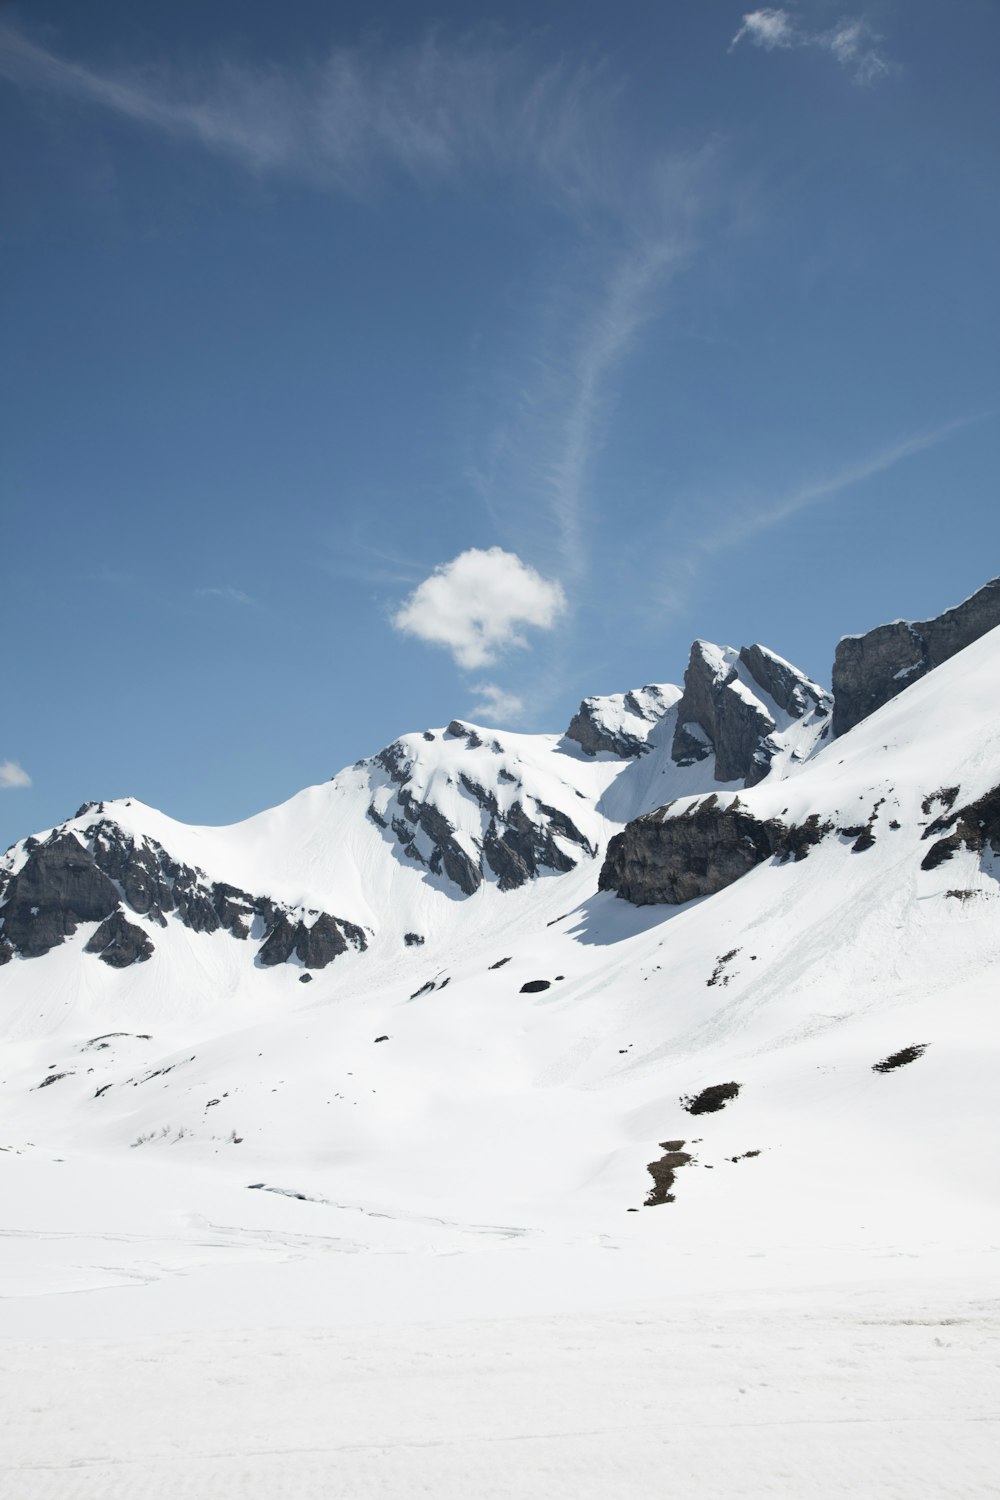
[2,578,1000,1500]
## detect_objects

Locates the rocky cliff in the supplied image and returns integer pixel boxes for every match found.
[832,577,1000,737]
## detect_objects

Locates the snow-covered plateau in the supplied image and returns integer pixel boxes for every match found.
[2,581,999,1498]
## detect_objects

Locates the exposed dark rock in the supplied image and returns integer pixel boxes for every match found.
[520,979,551,993]
[258,911,367,970]
[671,642,777,784]
[599,796,834,907]
[459,774,499,816]
[366,803,388,829]
[564,686,669,758]
[739,644,829,719]
[779,813,833,862]
[299,973,313,983]
[922,786,960,818]
[403,931,425,947]
[489,956,511,969]
[397,788,481,894]
[374,1034,389,1043]
[84,910,155,968]
[374,741,411,785]
[644,1142,693,1206]
[832,578,1000,737]
[682,1082,741,1115]
[920,783,1000,871]
[706,948,740,987]
[873,1044,928,1073]
[483,801,573,892]
[0,833,119,957]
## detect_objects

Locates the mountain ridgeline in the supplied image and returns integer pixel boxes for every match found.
[2,578,999,977]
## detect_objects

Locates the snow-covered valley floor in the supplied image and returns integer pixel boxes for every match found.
[3,1256,998,1499]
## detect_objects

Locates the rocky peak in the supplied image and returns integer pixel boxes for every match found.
[366,727,597,896]
[832,577,1000,737]
[0,818,366,971]
[670,640,831,787]
[564,683,680,758]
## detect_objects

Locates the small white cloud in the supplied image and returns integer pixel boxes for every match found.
[392,547,566,670]
[730,9,893,83]
[730,9,795,52]
[0,760,32,789]
[468,682,525,724]
[197,586,255,605]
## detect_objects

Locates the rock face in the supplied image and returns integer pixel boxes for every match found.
[670,641,828,786]
[598,795,830,906]
[370,739,594,895]
[257,911,366,970]
[0,821,366,970]
[565,684,677,758]
[84,911,155,968]
[832,577,1000,737]
[0,833,119,958]
[920,783,1000,871]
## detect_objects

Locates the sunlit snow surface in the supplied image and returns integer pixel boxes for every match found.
[2,633,1000,1497]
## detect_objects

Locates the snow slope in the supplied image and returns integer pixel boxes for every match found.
[2,627,999,1497]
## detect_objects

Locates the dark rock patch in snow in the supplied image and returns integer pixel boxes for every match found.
[644,1142,693,1206]
[258,911,367,970]
[920,784,1000,871]
[489,957,511,969]
[682,1082,741,1115]
[84,910,155,968]
[34,1072,72,1089]
[707,949,740,987]
[519,979,551,994]
[873,1045,928,1073]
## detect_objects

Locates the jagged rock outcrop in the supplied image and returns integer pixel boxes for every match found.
[670,641,830,786]
[920,783,1000,871]
[598,794,830,906]
[671,643,777,783]
[0,821,365,970]
[257,911,367,969]
[483,801,588,891]
[738,645,828,720]
[565,684,676,758]
[84,911,155,968]
[833,578,1000,737]
[0,833,120,958]
[369,738,594,894]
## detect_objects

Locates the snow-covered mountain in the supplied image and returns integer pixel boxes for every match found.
[1,578,999,1273]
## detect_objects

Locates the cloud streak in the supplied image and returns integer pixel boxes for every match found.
[696,412,990,558]
[0,23,616,206]
[730,9,893,84]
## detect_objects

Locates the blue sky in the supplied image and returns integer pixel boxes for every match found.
[2,0,999,848]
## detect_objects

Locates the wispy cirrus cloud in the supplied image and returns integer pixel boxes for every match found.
[196,585,256,606]
[695,412,988,557]
[0,22,616,206]
[730,9,894,85]
[0,760,32,789]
